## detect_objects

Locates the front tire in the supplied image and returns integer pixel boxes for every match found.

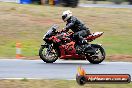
[39,45,58,63]
[86,44,106,64]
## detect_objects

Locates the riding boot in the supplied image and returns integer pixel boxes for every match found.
[81,40,95,53]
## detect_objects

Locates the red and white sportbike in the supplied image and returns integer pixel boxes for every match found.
[39,25,105,64]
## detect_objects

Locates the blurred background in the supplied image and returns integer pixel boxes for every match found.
[0,0,132,7]
[0,1,132,88]
[0,0,132,61]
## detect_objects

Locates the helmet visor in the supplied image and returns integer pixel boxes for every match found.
[62,14,67,21]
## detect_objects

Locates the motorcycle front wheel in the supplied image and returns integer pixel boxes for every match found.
[39,45,58,63]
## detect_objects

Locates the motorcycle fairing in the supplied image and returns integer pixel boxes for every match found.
[59,41,85,59]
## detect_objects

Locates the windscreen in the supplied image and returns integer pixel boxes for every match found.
[43,25,59,38]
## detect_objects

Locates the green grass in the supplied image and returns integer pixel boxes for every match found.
[0,80,131,88]
[0,2,132,58]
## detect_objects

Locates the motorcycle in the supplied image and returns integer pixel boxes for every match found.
[39,25,105,64]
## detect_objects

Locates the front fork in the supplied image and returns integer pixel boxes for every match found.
[41,43,52,54]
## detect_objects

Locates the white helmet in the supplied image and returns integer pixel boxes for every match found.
[62,10,72,22]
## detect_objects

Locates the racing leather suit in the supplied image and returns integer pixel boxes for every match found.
[64,16,91,45]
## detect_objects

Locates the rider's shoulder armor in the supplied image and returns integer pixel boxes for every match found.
[67,16,85,32]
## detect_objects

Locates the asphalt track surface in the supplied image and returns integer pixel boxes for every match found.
[79,4,132,8]
[0,59,132,80]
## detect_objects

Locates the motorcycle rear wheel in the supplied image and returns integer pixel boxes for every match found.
[86,44,105,64]
[39,45,58,63]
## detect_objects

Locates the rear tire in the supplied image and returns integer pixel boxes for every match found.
[86,44,106,64]
[39,45,58,63]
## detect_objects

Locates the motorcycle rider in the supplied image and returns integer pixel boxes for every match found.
[62,10,91,52]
